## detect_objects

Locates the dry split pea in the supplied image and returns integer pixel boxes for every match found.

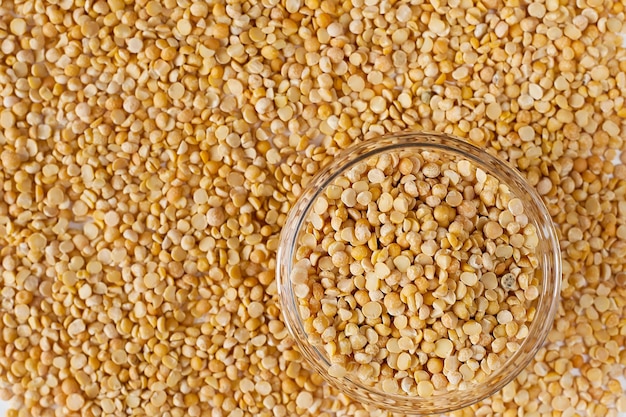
[0,0,625,414]
[292,151,540,396]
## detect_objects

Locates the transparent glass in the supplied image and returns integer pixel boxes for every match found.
[276,132,561,414]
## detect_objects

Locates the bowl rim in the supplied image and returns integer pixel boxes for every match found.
[276,131,562,414]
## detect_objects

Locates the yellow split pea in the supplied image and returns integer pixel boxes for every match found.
[292,150,540,397]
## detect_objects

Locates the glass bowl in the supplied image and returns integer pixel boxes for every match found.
[276,132,561,414]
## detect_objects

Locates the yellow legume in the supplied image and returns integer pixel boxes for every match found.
[0,0,624,414]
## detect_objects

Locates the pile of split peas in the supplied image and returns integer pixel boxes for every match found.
[0,0,625,416]
[293,151,542,398]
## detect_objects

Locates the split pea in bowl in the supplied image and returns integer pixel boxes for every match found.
[276,132,561,414]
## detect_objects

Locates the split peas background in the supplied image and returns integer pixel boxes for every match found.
[0,0,626,415]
